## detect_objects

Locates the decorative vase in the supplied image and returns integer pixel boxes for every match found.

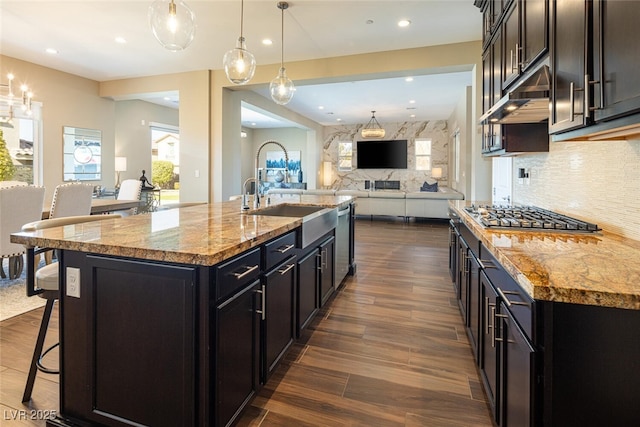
[298,169,303,183]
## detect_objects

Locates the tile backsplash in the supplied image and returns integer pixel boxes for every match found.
[513,139,640,241]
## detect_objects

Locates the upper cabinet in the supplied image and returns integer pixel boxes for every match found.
[549,0,588,134]
[550,0,640,140]
[592,0,640,123]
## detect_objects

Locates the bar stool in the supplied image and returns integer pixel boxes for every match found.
[21,214,121,402]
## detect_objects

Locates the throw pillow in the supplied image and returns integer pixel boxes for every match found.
[420,181,438,192]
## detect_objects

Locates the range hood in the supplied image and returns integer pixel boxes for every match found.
[480,64,550,125]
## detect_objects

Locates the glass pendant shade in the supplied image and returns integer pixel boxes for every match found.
[149,0,196,51]
[270,67,296,105]
[223,37,256,84]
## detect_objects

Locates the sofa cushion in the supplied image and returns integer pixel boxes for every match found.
[420,181,438,192]
[335,190,370,198]
[369,191,406,199]
[405,188,464,200]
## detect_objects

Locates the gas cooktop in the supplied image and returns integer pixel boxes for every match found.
[464,205,600,232]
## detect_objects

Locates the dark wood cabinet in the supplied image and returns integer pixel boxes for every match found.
[501,0,520,89]
[467,253,481,360]
[480,270,500,423]
[499,304,535,427]
[458,237,470,325]
[448,221,458,283]
[592,0,640,123]
[521,0,548,72]
[215,279,261,427]
[263,256,296,380]
[549,0,589,134]
[296,248,319,337]
[319,236,335,307]
[58,252,197,427]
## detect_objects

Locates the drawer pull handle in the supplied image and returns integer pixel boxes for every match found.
[496,287,528,307]
[276,244,295,254]
[232,264,259,279]
[256,285,266,320]
[478,259,497,270]
[278,263,295,276]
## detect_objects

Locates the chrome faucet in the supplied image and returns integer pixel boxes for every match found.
[241,177,257,211]
[254,140,289,209]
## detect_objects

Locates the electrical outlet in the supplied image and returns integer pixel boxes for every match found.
[66,267,81,298]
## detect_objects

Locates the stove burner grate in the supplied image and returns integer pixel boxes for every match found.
[465,205,600,232]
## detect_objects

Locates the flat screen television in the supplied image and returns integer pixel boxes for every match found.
[356,139,408,169]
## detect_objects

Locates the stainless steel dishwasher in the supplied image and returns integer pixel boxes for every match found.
[334,204,350,288]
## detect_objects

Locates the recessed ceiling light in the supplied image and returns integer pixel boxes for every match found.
[251,122,257,126]
[163,96,171,101]
[337,118,342,122]
[318,106,324,110]
[115,36,127,44]
[398,20,411,27]
[405,77,414,82]
[409,100,416,104]
[410,114,416,118]
[262,39,273,45]
[45,48,58,54]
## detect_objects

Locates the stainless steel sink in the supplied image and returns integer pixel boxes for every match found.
[249,204,337,248]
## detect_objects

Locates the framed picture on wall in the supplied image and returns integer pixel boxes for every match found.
[265,150,301,175]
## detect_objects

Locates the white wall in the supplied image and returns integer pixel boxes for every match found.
[114,100,178,184]
[1,55,115,202]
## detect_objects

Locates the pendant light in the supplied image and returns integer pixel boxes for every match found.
[148,0,196,51]
[270,1,296,105]
[223,0,256,84]
[361,111,386,138]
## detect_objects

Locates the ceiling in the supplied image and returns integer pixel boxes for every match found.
[0,1,481,128]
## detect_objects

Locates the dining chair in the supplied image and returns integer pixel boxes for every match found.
[116,179,143,215]
[45,183,94,263]
[49,182,94,219]
[0,185,46,279]
[21,213,122,403]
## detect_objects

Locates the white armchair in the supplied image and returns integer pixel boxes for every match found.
[0,184,45,279]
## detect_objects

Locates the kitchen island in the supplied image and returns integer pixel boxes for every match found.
[11,195,356,427]
[449,200,640,426]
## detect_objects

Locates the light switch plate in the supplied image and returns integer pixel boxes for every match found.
[66,267,81,298]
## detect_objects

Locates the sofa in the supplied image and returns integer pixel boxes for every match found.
[266,187,464,219]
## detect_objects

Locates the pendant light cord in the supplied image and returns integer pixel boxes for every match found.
[280,4,285,69]
[240,0,244,39]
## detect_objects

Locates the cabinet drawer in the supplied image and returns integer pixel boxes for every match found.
[264,231,296,271]
[215,248,261,301]
[480,244,535,341]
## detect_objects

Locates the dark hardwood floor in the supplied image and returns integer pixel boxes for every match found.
[0,218,492,426]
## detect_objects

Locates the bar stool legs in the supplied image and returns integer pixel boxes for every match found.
[22,297,58,402]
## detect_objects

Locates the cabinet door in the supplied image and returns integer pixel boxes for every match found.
[482,48,493,153]
[500,304,535,427]
[319,237,335,306]
[467,254,481,362]
[297,249,319,336]
[550,0,589,134]
[501,0,520,89]
[263,256,296,380]
[593,0,640,122]
[521,0,548,71]
[215,280,261,427]
[448,224,458,282]
[458,240,470,325]
[480,271,500,423]
[60,253,197,427]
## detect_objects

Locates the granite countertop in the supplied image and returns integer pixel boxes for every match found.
[450,200,640,310]
[11,195,354,267]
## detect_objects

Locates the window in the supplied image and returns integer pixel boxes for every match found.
[415,138,432,171]
[338,141,352,171]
